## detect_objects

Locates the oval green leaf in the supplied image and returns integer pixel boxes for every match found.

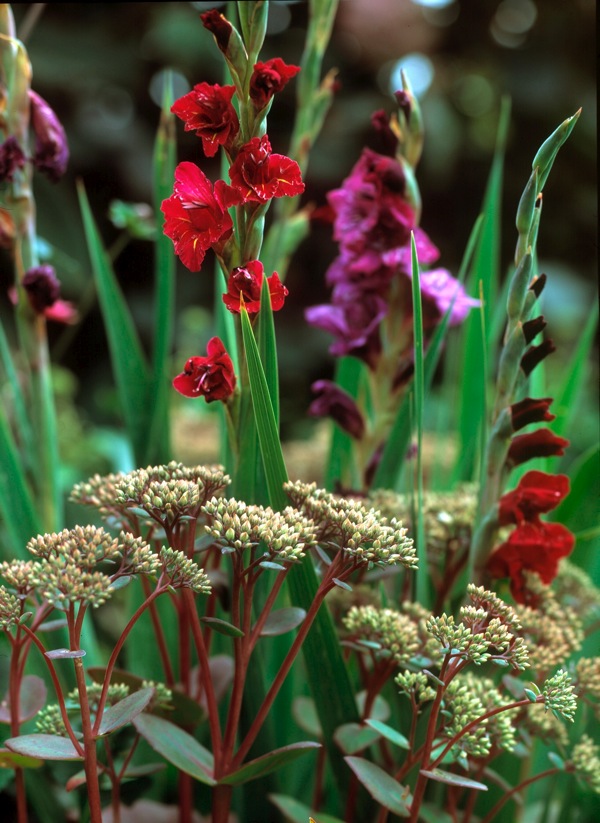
[292,696,322,739]
[268,793,346,823]
[199,617,245,638]
[334,722,380,755]
[133,713,215,785]
[219,742,321,786]
[258,607,306,637]
[5,734,83,761]
[97,687,154,736]
[0,749,43,769]
[365,719,410,750]
[0,675,47,724]
[345,756,412,816]
[419,768,488,791]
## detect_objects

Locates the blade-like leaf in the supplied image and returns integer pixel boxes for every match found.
[147,70,177,464]
[345,756,412,816]
[5,734,83,761]
[97,686,154,736]
[219,741,320,786]
[454,97,511,483]
[77,180,151,465]
[133,713,216,786]
[419,768,488,791]
[240,306,288,508]
[0,405,41,558]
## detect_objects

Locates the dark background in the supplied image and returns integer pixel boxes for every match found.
[4,0,597,461]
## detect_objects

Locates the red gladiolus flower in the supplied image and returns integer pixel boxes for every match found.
[229,135,304,203]
[249,58,300,110]
[161,161,242,272]
[510,396,555,431]
[507,428,569,466]
[222,260,288,314]
[171,83,239,158]
[173,337,236,402]
[498,471,570,526]
[488,520,574,604]
[521,338,556,376]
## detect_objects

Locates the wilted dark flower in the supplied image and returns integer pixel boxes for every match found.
[22,265,60,312]
[28,90,69,182]
[0,136,26,182]
[308,380,365,439]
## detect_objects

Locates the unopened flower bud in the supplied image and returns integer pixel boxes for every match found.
[22,265,61,313]
[0,136,26,182]
[29,90,69,182]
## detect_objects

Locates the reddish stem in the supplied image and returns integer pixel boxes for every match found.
[140,575,175,686]
[479,767,562,823]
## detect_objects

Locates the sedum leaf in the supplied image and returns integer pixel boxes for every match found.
[345,756,412,816]
[133,713,215,786]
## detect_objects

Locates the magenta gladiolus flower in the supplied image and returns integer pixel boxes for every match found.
[171,82,239,158]
[173,337,236,402]
[308,380,365,439]
[161,162,242,272]
[28,90,69,182]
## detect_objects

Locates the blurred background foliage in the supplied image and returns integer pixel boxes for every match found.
[2,0,597,489]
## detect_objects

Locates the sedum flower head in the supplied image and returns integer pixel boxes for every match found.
[35,703,67,736]
[515,577,583,675]
[71,462,230,526]
[117,532,162,577]
[542,669,577,722]
[203,497,315,564]
[0,560,40,595]
[27,526,120,568]
[343,605,420,665]
[523,701,569,748]
[142,680,174,712]
[35,560,114,610]
[0,585,21,629]
[443,673,517,758]
[395,670,436,705]
[114,462,230,524]
[552,559,600,622]
[284,481,416,569]
[574,657,600,719]
[159,547,211,594]
[570,735,600,795]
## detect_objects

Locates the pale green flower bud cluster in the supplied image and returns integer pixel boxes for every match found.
[203,497,315,564]
[0,560,39,595]
[425,594,530,671]
[0,585,21,629]
[112,462,230,524]
[542,669,577,723]
[343,605,420,665]
[117,533,162,577]
[552,560,600,624]
[142,680,173,711]
[570,735,600,795]
[70,471,127,519]
[442,672,517,758]
[370,487,477,567]
[159,547,211,594]
[35,560,114,611]
[575,657,600,717]
[394,670,436,705]
[35,703,67,736]
[523,702,569,748]
[72,682,130,711]
[515,580,583,675]
[284,481,416,569]
[27,525,121,567]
